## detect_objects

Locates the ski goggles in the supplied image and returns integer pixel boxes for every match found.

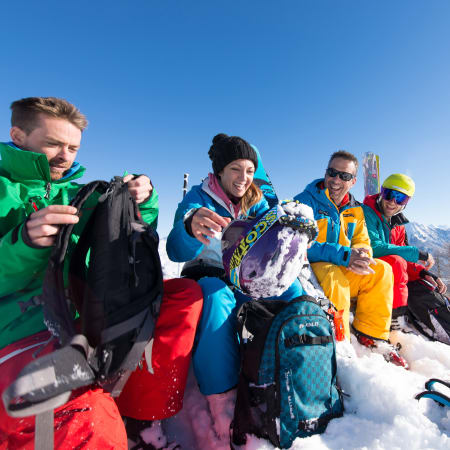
[380,187,410,205]
[326,167,355,181]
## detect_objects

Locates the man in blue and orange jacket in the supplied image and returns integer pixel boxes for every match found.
[294,151,407,367]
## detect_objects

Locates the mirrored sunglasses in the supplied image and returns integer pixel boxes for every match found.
[380,187,410,205]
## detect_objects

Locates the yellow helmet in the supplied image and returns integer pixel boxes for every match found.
[382,174,415,197]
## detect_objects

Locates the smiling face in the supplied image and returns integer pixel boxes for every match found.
[10,113,82,180]
[218,158,255,199]
[380,198,403,218]
[324,157,357,206]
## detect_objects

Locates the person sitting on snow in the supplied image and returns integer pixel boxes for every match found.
[362,173,447,330]
[293,150,408,368]
[166,133,314,447]
[0,96,203,449]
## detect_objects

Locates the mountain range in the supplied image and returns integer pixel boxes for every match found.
[405,222,450,284]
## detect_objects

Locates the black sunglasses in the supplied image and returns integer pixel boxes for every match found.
[326,167,355,182]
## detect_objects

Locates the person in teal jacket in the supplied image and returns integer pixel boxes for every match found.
[362,173,446,320]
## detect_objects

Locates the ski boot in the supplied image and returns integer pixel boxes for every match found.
[353,330,409,369]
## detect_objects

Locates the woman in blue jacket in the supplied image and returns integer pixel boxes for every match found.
[166,133,305,442]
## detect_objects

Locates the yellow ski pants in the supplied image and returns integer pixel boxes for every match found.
[311,259,394,341]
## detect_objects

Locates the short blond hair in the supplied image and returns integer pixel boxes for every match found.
[10,97,88,133]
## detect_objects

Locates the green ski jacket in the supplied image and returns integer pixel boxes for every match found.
[0,142,159,349]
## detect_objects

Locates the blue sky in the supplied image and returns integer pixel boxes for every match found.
[1,1,449,236]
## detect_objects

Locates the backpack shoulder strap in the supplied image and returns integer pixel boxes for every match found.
[41,180,109,346]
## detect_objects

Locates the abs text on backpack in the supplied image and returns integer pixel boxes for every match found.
[232,295,343,449]
[3,177,163,417]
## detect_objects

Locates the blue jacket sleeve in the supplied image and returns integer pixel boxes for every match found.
[306,241,352,266]
[363,205,419,262]
[294,190,352,266]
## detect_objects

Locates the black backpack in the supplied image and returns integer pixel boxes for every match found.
[232,296,344,449]
[2,177,163,445]
[407,279,450,345]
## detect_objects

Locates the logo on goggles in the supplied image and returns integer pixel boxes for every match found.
[228,206,281,288]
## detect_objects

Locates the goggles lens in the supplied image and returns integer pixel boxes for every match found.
[380,187,410,205]
[326,167,354,181]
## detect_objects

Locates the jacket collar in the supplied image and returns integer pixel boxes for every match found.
[202,174,242,218]
[0,142,85,183]
[308,178,359,210]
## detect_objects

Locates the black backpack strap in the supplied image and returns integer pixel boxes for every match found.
[284,334,333,348]
[41,180,108,346]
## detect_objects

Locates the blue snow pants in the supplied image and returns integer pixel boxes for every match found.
[193,277,305,395]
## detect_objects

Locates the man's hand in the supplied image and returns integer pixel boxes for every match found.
[424,274,448,295]
[347,247,376,275]
[419,253,435,270]
[25,205,79,247]
[191,207,231,245]
[124,174,153,204]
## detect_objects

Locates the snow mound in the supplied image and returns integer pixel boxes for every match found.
[157,239,450,449]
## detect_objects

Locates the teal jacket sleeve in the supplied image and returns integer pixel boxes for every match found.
[363,205,419,262]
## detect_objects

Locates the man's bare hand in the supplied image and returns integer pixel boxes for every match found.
[424,275,448,295]
[26,205,79,247]
[191,207,231,245]
[347,248,376,275]
[124,174,153,204]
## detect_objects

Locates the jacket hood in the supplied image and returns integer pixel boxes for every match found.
[0,142,85,183]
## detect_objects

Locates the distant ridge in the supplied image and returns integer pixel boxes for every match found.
[405,222,450,285]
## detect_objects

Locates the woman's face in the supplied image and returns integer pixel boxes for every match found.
[219,158,255,199]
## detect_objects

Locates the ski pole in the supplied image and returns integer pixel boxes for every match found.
[183,173,189,198]
[178,173,190,277]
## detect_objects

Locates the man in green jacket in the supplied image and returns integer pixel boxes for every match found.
[0,96,157,449]
[0,97,204,450]
[0,97,157,350]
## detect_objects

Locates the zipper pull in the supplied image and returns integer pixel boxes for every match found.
[44,182,51,199]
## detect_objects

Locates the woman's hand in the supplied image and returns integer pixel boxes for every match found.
[191,208,231,245]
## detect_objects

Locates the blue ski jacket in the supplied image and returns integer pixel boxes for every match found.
[294,179,372,266]
[166,176,269,268]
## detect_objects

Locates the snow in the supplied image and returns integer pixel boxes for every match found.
[157,239,450,450]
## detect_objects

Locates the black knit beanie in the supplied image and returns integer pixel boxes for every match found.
[208,133,258,176]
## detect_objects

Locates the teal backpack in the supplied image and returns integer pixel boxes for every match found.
[232,296,344,449]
